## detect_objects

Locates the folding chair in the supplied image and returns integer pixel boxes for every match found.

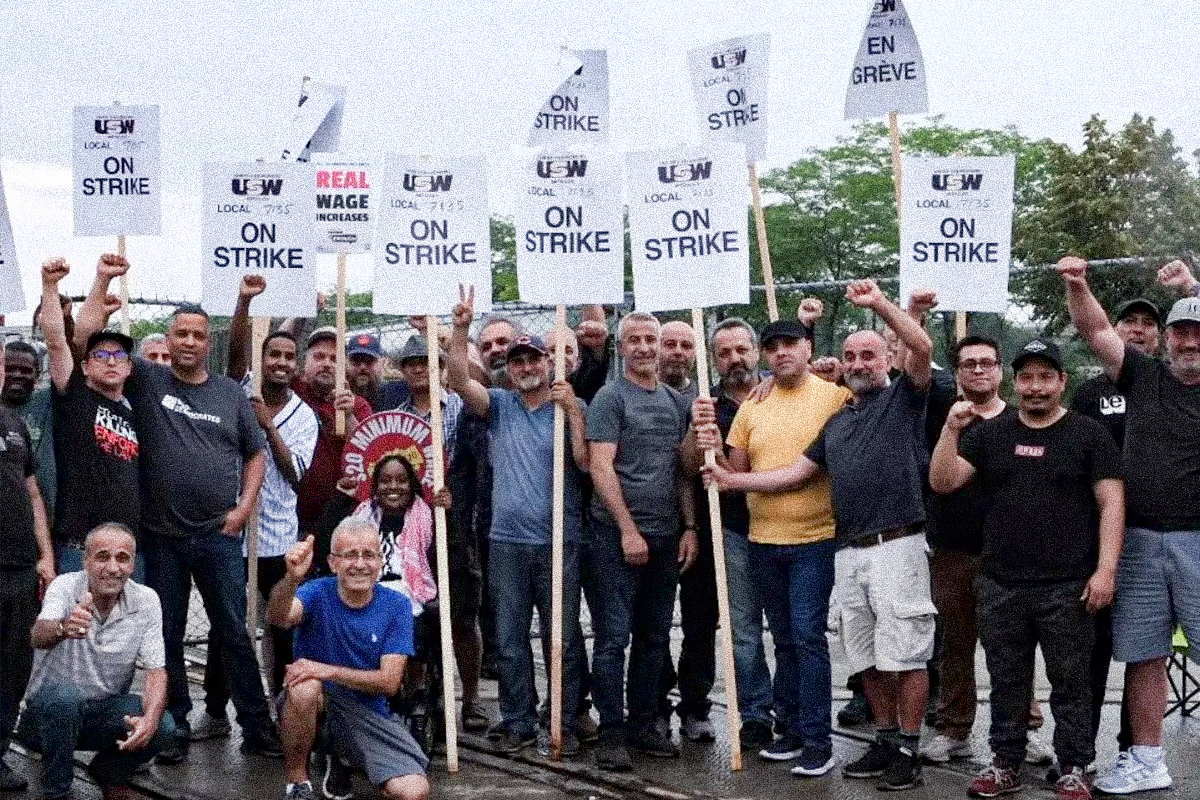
[1165,627,1199,717]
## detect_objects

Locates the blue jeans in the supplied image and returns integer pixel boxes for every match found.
[753,538,836,751]
[22,684,175,797]
[142,530,273,737]
[589,521,679,730]
[488,539,582,736]
[723,530,774,727]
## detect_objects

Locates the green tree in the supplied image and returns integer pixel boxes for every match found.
[1013,114,1200,330]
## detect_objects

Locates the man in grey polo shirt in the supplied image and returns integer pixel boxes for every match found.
[20,523,173,800]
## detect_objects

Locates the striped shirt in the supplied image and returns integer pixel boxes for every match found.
[393,388,464,468]
[242,378,319,557]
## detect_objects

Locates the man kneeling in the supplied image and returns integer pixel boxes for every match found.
[268,520,429,800]
[21,523,173,800]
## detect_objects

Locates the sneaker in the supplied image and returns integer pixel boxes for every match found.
[682,714,716,743]
[461,701,490,733]
[653,715,671,739]
[843,740,896,779]
[492,727,536,755]
[0,761,28,792]
[286,781,318,800]
[759,732,805,761]
[321,754,354,800]
[188,711,232,741]
[154,730,190,764]
[922,733,973,764]
[536,728,581,758]
[574,712,599,743]
[626,725,679,758]
[837,693,873,727]
[1093,750,1173,794]
[1025,731,1055,765]
[739,720,774,750]
[878,746,924,791]
[594,728,633,771]
[242,727,285,759]
[968,764,1022,798]
[1056,766,1092,800]
[790,747,837,777]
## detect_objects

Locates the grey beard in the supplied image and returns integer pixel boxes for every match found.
[487,364,508,387]
[721,365,755,389]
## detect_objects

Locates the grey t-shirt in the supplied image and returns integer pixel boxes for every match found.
[586,377,689,538]
[806,373,928,544]
[27,571,165,701]
[127,360,265,537]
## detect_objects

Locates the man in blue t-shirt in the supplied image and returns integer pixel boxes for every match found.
[268,520,429,800]
[447,286,589,757]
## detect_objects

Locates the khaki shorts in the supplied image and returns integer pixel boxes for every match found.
[831,532,936,673]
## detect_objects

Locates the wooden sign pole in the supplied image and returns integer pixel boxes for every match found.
[335,253,348,435]
[549,304,567,760]
[117,236,130,335]
[690,308,743,770]
[747,163,778,322]
[425,317,460,772]
[246,315,268,637]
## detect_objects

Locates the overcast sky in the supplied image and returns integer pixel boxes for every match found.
[0,0,1195,321]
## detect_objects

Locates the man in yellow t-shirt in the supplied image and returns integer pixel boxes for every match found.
[702,318,850,776]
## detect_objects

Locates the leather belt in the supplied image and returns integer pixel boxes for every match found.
[847,522,924,549]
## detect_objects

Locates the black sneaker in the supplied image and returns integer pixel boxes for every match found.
[594,728,633,771]
[759,733,805,762]
[739,720,774,750]
[837,693,874,727]
[321,754,354,800]
[791,747,837,777]
[242,727,285,759]
[626,725,679,758]
[843,740,896,778]
[0,760,28,792]
[154,731,190,765]
[878,747,924,791]
[492,728,536,755]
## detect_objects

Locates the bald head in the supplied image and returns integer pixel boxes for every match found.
[545,327,580,376]
[659,321,696,390]
[842,329,891,396]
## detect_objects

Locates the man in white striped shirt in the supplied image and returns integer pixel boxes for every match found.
[193,276,319,742]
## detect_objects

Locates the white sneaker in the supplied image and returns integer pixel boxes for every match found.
[1025,731,1055,765]
[1094,750,1173,794]
[921,733,972,763]
[188,711,232,741]
[682,715,716,743]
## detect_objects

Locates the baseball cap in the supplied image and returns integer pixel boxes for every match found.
[506,334,549,360]
[1165,297,1200,327]
[306,326,337,347]
[87,330,135,356]
[397,335,429,364]
[1114,298,1162,327]
[347,332,382,359]
[1011,337,1065,373]
[759,319,813,346]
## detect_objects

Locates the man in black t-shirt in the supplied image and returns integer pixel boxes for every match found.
[38,257,141,574]
[931,338,1123,799]
[1061,256,1200,794]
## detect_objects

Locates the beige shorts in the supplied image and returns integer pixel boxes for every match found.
[831,532,936,674]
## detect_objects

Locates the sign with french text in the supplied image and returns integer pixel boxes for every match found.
[844,0,928,120]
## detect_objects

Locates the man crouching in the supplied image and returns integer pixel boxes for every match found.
[268,520,429,800]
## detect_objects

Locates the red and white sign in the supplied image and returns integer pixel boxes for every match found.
[341,411,438,504]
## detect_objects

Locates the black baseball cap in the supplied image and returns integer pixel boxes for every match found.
[1114,298,1162,327]
[87,330,135,356]
[1011,338,1065,373]
[759,319,813,345]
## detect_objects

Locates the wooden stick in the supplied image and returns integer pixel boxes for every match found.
[426,317,460,772]
[888,111,903,217]
[117,236,130,336]
[747,163,778,322]
[690,307,742,771]
[955,310,968,341]
[335,253,347,435]
[549,304,566,761]
[246,315,269,638]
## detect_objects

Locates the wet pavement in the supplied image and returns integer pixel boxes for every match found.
[6,611,1199,800]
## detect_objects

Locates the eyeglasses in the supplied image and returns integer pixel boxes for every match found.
[331,550,382,564]
[958,359,999,372]
[89,349,130,363]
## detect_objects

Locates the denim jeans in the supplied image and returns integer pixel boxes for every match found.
[142,530,273,737]
[22,684,175,797]
[589,521,679,730]
[488,539,582,736]
[722,530,774,727]
[753,537,836,752]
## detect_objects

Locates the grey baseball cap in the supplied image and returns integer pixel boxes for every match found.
[1165,297,1200,327]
